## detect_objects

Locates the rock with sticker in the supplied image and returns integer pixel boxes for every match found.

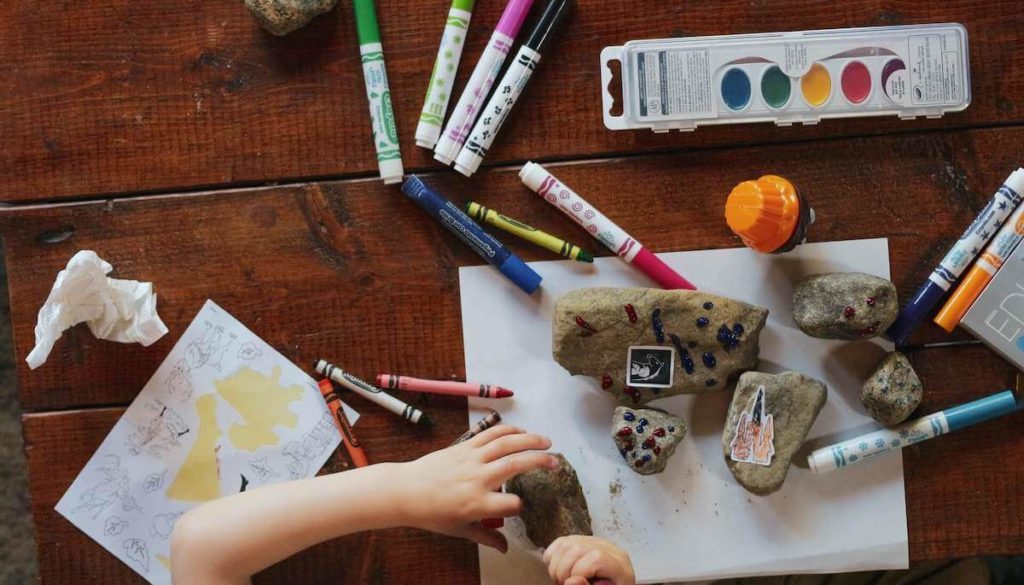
[792,273,898,340]
[505,453,592,548]
[552,288,769,405]
[722,371,827,495]
[243,0,337,36]
[611,406,687,475]
[860,352,923,425]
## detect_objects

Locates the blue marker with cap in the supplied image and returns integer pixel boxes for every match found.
[887,168,1024,345]
[401,176,542,294]
[808,389,1022,473]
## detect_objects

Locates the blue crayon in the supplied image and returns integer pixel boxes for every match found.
[808,390,1022,473]
[886,168,1024,345]
[401,176,542,294]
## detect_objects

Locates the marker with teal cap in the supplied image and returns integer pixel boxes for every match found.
[416,0,477,150]
[355,0,403,184]
[807,389,1022,473]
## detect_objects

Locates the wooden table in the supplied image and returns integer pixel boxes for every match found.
[2,1,1023,583]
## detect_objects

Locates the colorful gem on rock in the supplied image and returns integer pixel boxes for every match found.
[575,315,598,336]
[652,308,665,343]
[624,304,638,324]
[601,374,613,389]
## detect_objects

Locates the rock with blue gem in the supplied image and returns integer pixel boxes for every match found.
[552,288,768,405]
[860,352,922,425]
[611,406,687,475]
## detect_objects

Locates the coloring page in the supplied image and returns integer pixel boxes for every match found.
[56,300,355,584]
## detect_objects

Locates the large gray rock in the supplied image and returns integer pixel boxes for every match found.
[611,406,687,475]
[506,453,592,548]
[860,352,922,425]
[792,273,897,340]
[244,0,337,36]
[553,288,768,405]
[722,371,827,495]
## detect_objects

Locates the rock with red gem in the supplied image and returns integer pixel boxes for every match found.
[611,406,687,475]
[792,273,897,340]
[552,288,768,405]
[505,453,592,548]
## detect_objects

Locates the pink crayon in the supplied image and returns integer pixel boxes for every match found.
[520,162,697,290]
[433,0,535,164]
[377,374,514,399]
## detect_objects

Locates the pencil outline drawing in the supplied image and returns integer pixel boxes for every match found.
[149,512,183,540]
[122,538,150,573]
[237,341,263,360]
[247,457,281,483]
[71,455,143,520]
[103,516,128,537]
[127,400,190,458]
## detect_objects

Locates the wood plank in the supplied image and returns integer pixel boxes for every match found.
[1,1,1023,201]
[22,343,1023,583]
[5,125,1024,411]
[22,402,480,585]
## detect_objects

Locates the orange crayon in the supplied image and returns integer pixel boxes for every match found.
[318,379,369,468]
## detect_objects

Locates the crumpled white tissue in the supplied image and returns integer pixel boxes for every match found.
[26,250,169,369]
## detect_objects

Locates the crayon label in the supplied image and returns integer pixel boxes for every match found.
[419,8,472,128]
[462,47,541,160]
[534,174,638,261]
[729,386,775,466]
[361,44,401,163]
[448,35,511,143]
[626,346,674,388]
[932,184,1024,287]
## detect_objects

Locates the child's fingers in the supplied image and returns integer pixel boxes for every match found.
[466,424,523,448]
[552,543,586,584]
[483,492,522,518]
[487,452,559,484]
[542,537,567,564]
[569,549,607,579]
[458,524,509,553]
[564,577,589,585]
[480,433,552,463]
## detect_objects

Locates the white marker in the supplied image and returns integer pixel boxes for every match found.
[315,359,432,427]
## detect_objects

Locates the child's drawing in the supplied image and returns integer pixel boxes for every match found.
[237,341,262,360]
[281,413,336,479]
[123,538,150,573]
[184,321,237,371]
[104,516,128,537]
[166,359,193,402]
[127,401,190,458]
[71,455,143,520]
[247,457,281,483]
[149,512,182,540]
[143,472,166,494]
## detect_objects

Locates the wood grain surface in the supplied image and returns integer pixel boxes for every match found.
[1,0,1023,201]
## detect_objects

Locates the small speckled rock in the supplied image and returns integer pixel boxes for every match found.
[860,352,922,425]
[611,406,687,475]
[505,453,592,548]
[722,371,827,496]
[552,288,768,405]
[792,273,897,340]
[244,0,337,36]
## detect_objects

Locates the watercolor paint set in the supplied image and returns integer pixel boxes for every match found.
[601,23,970,133]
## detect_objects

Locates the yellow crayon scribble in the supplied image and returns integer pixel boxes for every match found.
[166,394,222,502]
[216,366,303,451]
[157,554,171,571]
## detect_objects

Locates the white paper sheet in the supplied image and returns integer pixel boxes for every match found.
[56,300,354,584]
[460,239,908,584]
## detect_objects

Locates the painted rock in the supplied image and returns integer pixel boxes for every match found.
[505,453,592,548]
[722,371,827,496]
[860,352,923,425]
[611,406,687,475]
[552,288,768,405]
[243,0,337,36]
[792,273,898,340]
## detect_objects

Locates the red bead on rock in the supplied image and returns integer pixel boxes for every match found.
[843,306,856,319]
[617,427,633,437]
[601,374,613,389]
[653,427,666,437]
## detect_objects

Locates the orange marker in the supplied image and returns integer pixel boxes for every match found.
[725,175,814,254]
[935,206,1024,332]
[318,379,369,468]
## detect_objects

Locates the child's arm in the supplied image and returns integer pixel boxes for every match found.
[543,535,636,585]
[171,425,557,584]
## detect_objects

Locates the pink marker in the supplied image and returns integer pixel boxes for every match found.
[520,162,696,290]
[433,0,534,165]
[377,374,514,399]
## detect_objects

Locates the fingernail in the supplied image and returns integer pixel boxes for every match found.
[546,455,560,468]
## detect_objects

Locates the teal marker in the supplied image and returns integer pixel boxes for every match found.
[355,0,403,184]
[416,0,477,150]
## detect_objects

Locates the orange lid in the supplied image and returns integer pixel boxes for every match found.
[725,175,801,253]
[934,263,995,333]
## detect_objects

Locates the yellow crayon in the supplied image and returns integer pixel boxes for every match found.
[465,201,594,263]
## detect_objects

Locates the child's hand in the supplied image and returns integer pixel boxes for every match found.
[393,425,557,552]
[543,535,635,585]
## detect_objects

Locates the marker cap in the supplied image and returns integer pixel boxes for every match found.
[933,264,992,333]
[519,161,548,191]
[524,0,575,52]
[498,254,543,294]
[415,125,442,150]
[379,159,404,185]
[354,0,382,45]
[725,175,810,254]
[495,0,535,37]
[451,0,476,10]
[454,149,482,177]
[885,280,946,345]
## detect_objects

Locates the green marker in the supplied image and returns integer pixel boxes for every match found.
[415,0,476,150]
[355,0,403,184]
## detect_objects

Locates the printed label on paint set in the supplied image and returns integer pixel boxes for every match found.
[602,23,971,132]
